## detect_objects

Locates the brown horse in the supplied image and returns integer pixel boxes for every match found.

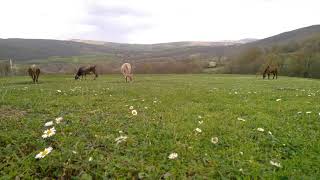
[75,65,98,80]
[28,64,40,83]
[263,65,278,79]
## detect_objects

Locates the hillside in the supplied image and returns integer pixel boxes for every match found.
[1,25,320,76]
[226,25,320,78]
[246,25,320,48]
[0,38,254,62]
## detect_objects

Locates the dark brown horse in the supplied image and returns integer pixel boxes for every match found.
[75,65,98,80]
[28,64,40,83]
[263,65,278,79]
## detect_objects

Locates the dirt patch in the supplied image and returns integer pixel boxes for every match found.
[0,106,27,119]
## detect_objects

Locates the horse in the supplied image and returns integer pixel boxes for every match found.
[121,63,133,82]
[75,65,98,80]
[28,64,40,83]
[263,65,278,79]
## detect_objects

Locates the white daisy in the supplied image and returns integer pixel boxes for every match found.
[115,135,128,144]
[44,121,54,127]
[198,120,203,125]
[55,117,63,124]
[132,110,138,116]
[57,90,62,93]
[195,128,202,133]
[42,127,56,138]
[239,151,244,155]
[297,111,302,114]
[35,147,53,159]
[257,128,265,132]
[268,131,272,135]
[276,99,281,102]
[306,111,312,114]
[72,151,77,154]
[89,157,93,161]
[270,160,281,168]
[198,115,202,119]
[129,106,134,110]
[211,137,219,144]
[168,152,178,160]
[237,117,246,122]
[144,106,148,109]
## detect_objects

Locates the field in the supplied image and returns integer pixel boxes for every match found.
[1,74,320,179]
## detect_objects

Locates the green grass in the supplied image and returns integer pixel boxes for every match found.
[1,74,320,179]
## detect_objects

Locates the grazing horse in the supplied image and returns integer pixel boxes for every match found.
[263,65,278,79]
[121,63,133,82]
[28,64,40,83]
[75,65,98,80]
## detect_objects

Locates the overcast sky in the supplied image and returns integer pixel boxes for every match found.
[0,0,319,44]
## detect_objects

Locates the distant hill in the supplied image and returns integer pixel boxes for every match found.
[247,25,320,48]
[0,25,319,63]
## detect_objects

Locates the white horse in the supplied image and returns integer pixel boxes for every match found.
[121,63,133,82]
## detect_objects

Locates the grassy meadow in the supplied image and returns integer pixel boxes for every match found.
[1,74,320,178]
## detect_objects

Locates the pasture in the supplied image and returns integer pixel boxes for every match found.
[0,74,320,178]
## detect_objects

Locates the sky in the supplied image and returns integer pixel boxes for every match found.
[0,0,319,44]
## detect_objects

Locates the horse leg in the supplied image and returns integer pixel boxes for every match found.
[268,73,270,79]
[125,76,128,83]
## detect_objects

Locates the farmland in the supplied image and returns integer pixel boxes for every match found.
[1,74,320,178]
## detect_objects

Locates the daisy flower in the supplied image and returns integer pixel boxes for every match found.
[35,147,53,159]
[198,115,202,119]
[195,128,202,133]
[42,127,56,138]
[211,137,219,144]
[237,117,246,122]
[268,131,272,135]
[115,135,128,144]
[168,152,178,160]
[44,121,54,127]
[257,128,264,132]
[306,111,312,114]
[276,99,281,102]
[55,117,63,124]
[129,106,134,110]
[132,110,138,116]
[270,160,281,168]
[89,157,93,161]
[57,90,62,93]
[198,120,203,124]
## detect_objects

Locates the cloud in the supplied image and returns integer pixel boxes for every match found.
[72,2,152,42]
[0,0,319,43]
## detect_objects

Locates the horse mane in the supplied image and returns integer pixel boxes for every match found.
[263,65,270,74]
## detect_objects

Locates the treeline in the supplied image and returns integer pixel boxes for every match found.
[225,35,320,78]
